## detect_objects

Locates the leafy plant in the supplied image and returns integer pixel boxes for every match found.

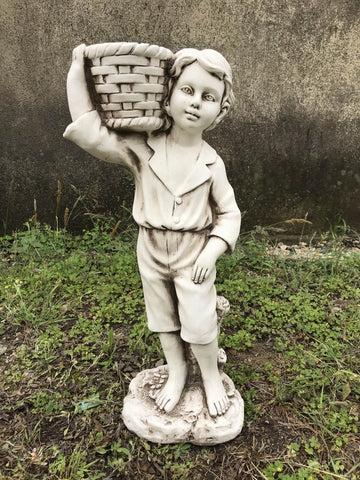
[0,222,359,480]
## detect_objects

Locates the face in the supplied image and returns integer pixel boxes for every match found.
[166,62,225,134]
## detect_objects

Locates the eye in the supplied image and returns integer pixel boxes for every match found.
[203,93,215,102]
[181,86,193,95]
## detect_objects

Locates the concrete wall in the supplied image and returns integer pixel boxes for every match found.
[1,0,359,235]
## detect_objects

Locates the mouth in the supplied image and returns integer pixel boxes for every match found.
[185,110,200,120]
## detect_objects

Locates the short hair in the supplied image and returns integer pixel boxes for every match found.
[160,48,235,132]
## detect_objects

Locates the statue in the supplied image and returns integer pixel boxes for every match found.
[64,42,243,444]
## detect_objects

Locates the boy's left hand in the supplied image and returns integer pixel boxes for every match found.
[191,236,228,284]
[191,249,216,284]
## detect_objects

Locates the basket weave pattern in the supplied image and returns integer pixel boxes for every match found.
[84,42,173,132]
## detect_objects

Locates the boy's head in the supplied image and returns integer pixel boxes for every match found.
[161,48,235,132]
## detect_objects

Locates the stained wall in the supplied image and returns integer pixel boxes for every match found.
[1,0,359,234]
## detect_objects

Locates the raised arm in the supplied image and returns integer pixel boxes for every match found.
[64,45,150,170]
[66,44,94,121]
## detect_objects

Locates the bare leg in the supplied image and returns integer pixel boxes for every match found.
[155,332,188,412]
[191,338,229,417]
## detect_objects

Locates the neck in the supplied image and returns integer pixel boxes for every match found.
[168,125,203,149]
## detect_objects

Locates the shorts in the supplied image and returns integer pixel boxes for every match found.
[136,227,218,345]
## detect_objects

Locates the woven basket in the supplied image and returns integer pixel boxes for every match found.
[84,42,173,132]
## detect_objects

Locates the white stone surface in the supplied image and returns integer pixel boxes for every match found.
[65,44,243,444]
[122,365,244,445]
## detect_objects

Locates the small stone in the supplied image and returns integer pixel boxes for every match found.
[331,306,342,314]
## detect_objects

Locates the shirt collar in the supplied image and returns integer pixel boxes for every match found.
[146,134,217,196]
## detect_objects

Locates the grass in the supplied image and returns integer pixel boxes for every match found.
[0,221,359,479]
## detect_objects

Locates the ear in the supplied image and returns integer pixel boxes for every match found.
[213,105,229,127]
[164,101,172,117]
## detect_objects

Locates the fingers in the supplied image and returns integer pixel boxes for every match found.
[72,43,87,62]
[191,265,208,284]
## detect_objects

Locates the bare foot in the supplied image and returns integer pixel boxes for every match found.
[203,375,230,417]
[154,364,187,413]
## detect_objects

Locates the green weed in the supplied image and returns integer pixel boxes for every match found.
[0,222,359,479]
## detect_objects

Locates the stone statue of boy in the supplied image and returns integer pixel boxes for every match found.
[64,44,241,418]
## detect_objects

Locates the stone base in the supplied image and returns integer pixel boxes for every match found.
[122,365,244,445]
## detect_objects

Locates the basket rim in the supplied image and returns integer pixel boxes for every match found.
[84,42,173,61]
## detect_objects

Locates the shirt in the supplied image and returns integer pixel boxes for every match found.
[63,110,241,251]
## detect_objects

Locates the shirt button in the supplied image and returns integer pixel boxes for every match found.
[173,216,180,224]
[175,197,183,205]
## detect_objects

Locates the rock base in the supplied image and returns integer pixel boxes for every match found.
[122,365,244,445]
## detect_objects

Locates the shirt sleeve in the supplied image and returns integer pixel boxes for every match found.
[209,156,241,252]
[63,110,148,173]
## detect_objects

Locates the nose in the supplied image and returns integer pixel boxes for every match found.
[191,94,201,108]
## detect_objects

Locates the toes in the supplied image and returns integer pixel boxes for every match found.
[221,396,230,414]
[155,393,164,407]
[164,399,176,413]
[156,396,177,413]
[149,386,162,400]
[208,402,218,417]
[159,400,170,411]
[216,399,226,416]
[208,395,230,417]
[155,394,168,411]
[219,398,227,413]
[155,390,178,412]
